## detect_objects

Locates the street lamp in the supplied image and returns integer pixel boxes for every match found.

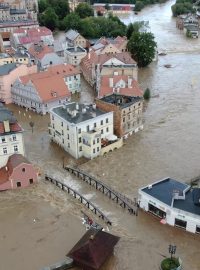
[169,244,176,266]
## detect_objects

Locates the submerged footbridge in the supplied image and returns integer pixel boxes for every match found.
[65,166,139,215]
[45,174,112,226]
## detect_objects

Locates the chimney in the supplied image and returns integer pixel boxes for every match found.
[128,76,132,88]
[109,77,113,88]
[76,103,79,110]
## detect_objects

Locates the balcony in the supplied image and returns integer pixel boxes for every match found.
[100,137,123,156]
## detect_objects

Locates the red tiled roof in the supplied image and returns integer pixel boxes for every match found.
[19,70,70,102]
[47,63,80,76]
[7,154,30,175]
[0,122,22,135]
[13,26,52,36]
[28,44,54,60]
[99,75,143,98]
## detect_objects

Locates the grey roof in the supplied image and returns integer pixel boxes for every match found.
[141,178,189,206]
[92,43,105,50]
[173,189,200,216]
[65,29,80,41]
[52,103,108,124]
[100,94,142,109]
[0,63,17,76]
[66,46,86,53]
[0,103,16,123]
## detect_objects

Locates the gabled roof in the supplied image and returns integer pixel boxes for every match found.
[99,75,143,98]
[65,29,80,41]
[28,44,54,60]
[19,66,71,102]
[68,228,119,270]
[7,154,30,175]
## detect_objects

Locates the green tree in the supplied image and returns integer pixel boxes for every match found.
[62,12,82,31]
[75,3,94,18]
[134,1,145,11]
[40,7,58,30]
[143,88,151,100]
[126,21,146,39]
[53,0,69,20]
[127,32,157,67]
[38,0,48,13]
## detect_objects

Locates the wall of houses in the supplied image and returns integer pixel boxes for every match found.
[0,63,37,104]
[100,138,123,156]
[11,80,68,114]
[101,65,138,81]
[0,132,25,168]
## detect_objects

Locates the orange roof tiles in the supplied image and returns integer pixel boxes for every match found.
[99,75,143,98]
[28,44,54,60]
[0,122,22,135]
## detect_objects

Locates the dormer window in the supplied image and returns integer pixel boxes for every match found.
[51,91,57,97]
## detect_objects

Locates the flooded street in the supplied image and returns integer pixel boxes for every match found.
[1,1,200,269]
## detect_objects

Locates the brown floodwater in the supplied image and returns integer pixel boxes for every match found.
[1,1,200,269]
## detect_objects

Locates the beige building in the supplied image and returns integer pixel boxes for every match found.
[65,29,87,48]
[65,46,87,66]
[0,51,29,65]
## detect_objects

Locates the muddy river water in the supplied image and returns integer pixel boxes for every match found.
[1,0,200,269]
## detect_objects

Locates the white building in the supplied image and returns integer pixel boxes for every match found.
[65,46,87,66]
[0,103,25,168]
[138,178,200,234]
[49,102,122,159]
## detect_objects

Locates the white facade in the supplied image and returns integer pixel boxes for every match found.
[49,103,114,159]
[138,178,200,234]
[65,46,87,66]
[0,122,25,168]
[64,73,81,94]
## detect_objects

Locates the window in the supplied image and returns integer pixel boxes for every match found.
[79,137,81,143]
[14,145,18,152]
[3,147,7,154]
[52,115,54,120]
[106,118,108,123]
[97,138,99,143]
[22,168,25,172]
[101,120,103,125]
[93,139,95,145]
[106,127,109,132]
[62,130,64,135]
[175,218,187,230]
[67,134,69,140]
[79,146,82,152]
[128,124,130,129]
[68,143,70,148]
[12,135,16,141]
[50,61,52,65]
[29,179,33,184]
[62,139,64,144]
[17,182,21,187]
[61,122,63,127]
[196,225,200,234]
[2,137,5,143]
[93,149,95,153]
[97,147,99,152]
[94,123,97,128]
[86,125,89,132]
[67,125,69,130]
[123,117,125,123]
[53,124,55,129]
[101,129,103,134]
[78,128,81,134]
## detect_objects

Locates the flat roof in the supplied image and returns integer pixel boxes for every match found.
[141,178,189,206]
[52,103,109,124]
[100,94,142,108]
[174,189,200,216]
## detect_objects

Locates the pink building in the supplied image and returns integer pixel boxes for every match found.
[0,154,38,191]
[0,63,37,104]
